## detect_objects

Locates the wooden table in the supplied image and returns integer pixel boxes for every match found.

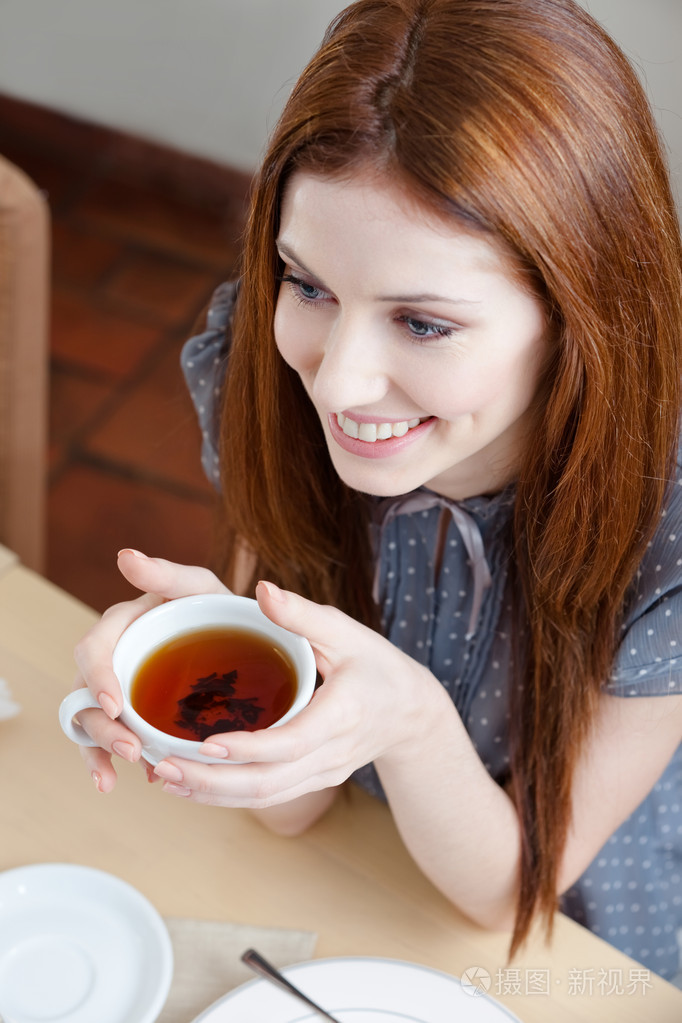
[1,547,680,1022]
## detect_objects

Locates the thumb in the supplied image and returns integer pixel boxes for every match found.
[117,549,229,600]
[255,580,362,664]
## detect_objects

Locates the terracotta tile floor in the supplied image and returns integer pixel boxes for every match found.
[0,96,252,611]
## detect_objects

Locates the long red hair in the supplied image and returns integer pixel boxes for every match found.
[217,0,682,954]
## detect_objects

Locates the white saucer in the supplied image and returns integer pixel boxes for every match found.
[0,863,173,1023]
[191,956,522,1022]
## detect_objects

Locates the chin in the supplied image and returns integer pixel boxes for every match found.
[334,467,426,500]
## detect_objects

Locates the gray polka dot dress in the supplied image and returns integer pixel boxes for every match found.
[182,283,682,979]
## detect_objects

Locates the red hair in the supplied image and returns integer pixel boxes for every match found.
[218,0,682,954]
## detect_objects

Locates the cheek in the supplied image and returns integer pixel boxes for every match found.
[273,298,298,370]
[273,298,320,377]
[406,357,494,419]
[418,334,548,423]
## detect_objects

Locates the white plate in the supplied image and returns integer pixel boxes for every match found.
[192,956,522,1023]
[0,863,173,1023]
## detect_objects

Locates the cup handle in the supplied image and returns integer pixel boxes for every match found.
[58,689,104,747]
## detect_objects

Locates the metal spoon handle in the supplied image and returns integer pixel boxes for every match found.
[241,948,343,1022]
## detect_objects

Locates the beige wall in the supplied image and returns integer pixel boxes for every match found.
[0,0,340,171]
[0,0,679,206]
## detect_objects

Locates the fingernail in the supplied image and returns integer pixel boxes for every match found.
[200,742,229,759]
[117,548,148,559]
[98,692,120,719]
[112,740,137,763]
[258,580,285,602]
[163,782,191,797]
[154,761,184,783]
[91,771,103,792]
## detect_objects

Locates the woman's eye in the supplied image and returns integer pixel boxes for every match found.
[281,273,329,306]
[399,315,457,340]
[300,281,323,300]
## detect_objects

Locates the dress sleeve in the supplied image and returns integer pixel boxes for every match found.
[180,281,237,490]
[605,473,682,697]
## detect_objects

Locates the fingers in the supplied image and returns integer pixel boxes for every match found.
[70,552,230,794]
[153,752,343,809]
[117,549,228,601]
[78,703,141,758]
[255,581,366,672]
[256,580,340,643]
[74,566,366,809]
[74,594,160,716]
[74,552,228,717]
[154,687,358,809]
[191,587,371,768]
[79,744,118,794]
[199,684,354,765]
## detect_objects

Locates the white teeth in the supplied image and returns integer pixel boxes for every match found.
[336,413,423,442]
[358,422,377,442]
[342,416,359,439]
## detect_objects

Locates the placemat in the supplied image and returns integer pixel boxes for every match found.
[158,916,318,1023]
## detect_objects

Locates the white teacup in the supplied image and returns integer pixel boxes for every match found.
[59,593,316,766]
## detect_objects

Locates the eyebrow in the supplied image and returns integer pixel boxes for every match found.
[276,241,481,306]
[379,291,481,306]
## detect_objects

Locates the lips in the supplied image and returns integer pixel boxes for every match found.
[336,412,423,442]
[328,411,435,459]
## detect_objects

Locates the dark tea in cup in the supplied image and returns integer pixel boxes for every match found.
[60,593,316,766]
[130,626,298,741]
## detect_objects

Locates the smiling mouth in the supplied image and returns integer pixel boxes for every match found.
[336,412,427,443]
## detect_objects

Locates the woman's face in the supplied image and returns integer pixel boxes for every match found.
[274,169,550,500]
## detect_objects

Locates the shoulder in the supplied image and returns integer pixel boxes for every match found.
[607,442,682,696]
[182,281,237,366]
[181,281,239,489]
[181,280,237,393]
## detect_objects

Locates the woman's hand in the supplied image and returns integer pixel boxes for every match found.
[72,549,228,793]
[152,581,448,807]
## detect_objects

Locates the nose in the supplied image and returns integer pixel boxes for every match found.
[311,313,390,413]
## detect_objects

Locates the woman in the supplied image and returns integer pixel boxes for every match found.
[74,0,682,978]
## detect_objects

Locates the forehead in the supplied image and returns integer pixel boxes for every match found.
[278,168,527,284]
